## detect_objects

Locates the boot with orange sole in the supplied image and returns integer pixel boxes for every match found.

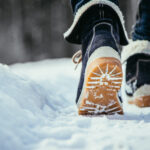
[64,1,128,115]
[73,22,126,115]
[122,40,150,108]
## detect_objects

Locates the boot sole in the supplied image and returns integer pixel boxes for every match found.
[123,84,150,108]
[128,96,150,107]
[78,57,123,115]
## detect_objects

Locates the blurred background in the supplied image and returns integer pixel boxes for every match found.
[0,0,138,64]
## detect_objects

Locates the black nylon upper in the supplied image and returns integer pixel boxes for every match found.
[65,4,128,45]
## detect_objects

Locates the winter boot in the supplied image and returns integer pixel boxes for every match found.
[73,23,125,115]
[122,40,150,107]
[64,1,128,115]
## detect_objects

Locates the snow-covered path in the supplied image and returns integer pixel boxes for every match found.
[0,59,150,150]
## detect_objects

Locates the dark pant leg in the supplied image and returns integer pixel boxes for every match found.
[132,0,150,41]
[70,0,119,14]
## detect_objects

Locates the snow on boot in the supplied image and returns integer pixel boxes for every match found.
[122,40,150,107]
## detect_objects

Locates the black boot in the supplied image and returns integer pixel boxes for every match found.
[122,40,150,107]
[65,1,128,115]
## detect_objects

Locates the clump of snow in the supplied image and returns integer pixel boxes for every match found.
[0,59,150,150]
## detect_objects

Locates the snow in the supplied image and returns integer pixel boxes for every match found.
[0,58,150,150]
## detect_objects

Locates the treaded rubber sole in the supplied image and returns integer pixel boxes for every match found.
[78,57,123,115]
[128,96,150,107]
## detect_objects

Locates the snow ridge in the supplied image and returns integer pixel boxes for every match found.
[0,59,150,150]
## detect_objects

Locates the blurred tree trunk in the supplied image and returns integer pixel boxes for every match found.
[0,0,138,64]
[120,0,138,38]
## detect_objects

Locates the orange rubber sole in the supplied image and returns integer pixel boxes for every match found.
[78,57,123,115]
[128,96,150,107]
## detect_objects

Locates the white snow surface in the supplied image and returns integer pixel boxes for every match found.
[0,58,150,150]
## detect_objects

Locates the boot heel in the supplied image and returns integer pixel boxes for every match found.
[129,96,150,107]
[126,57,150,107]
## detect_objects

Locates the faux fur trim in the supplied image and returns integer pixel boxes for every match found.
[134,85,150,98]
[121,40,150,63]
[88,46,121,64]
[64,0,128,42]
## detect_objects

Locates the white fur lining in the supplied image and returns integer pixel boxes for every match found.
[121,40,150,63]
[134,85,150,98]
[123,84,150,102]
[64,0,128,41]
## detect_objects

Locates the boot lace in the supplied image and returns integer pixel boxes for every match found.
[72,50,82,70]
